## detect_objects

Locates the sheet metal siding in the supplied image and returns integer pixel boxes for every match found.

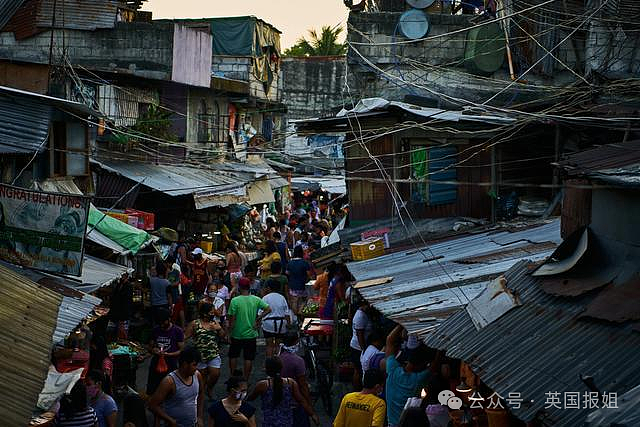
[0,0,27,28]
[36,0,117,31]
[346,134,394,221]
[94,170,140,209]
[0,263,62,427]
[425,262,640,427]
[171,24,213,88]
[1,0,39,39]
[428,146,458,205]
[0,94,51,153]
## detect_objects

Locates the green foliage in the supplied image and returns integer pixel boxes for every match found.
[284,25,347,57]
[131,104,178,142]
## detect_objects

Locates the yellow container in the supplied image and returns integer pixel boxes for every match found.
[351,238,385,261]
[200,241,213,253]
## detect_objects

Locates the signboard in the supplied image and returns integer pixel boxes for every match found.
[0,184,90,276]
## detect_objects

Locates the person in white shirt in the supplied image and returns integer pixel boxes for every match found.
[260,279,291,358]
[360,330,386,373]
[350,300,373,390]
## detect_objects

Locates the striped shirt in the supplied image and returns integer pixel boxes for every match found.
[53,407,98,427]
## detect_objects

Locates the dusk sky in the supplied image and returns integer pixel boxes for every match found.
[144,0,349,49]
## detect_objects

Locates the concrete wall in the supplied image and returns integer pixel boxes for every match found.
[0,22,175,81]
[347,10,640,105]
[281,56,347,121]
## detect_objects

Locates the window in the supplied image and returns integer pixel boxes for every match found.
[50,121,88,177]
[411,146,458,205]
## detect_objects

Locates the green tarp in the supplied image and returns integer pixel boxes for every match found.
[88,205,150,255]
[211,16,256,56]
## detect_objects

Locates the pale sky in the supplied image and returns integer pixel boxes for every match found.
[144,0,349,49]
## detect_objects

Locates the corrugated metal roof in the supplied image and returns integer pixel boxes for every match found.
[0,85,98,154]
[92,158,279,209]
[586,383,640,426]
[0,89,51,153]
[298,97,516,127]
[424,261,640,427]
[36,0,118,31]
[557,141,640,186]
[0,262,62,426]
[53,292,101,344]
[92,158,248,196]
[269,176,289,189]
[2,259,103,342]
[0,0,26,29]
[348,220,561,335]
[63,255,134,294]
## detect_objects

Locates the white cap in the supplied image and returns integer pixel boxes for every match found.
[172,263,181,273]
[192,248,203,255]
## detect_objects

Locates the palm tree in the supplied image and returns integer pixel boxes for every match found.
[284,25,347,57]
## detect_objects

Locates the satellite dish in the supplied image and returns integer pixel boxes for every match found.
[406,0,436,8]
[399,9,430,40]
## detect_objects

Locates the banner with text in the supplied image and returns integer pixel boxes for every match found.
[0,184,90,276]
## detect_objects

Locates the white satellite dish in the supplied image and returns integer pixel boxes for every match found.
[399,9,430,40]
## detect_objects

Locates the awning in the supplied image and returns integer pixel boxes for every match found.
[291,175,347,195]
[269,176,289,189]
[194,186,248,210]
[87,205,156,255]
[62,255,134,293]
[92,158,277,210]
[9,254,133,294]
[248,177,276,205]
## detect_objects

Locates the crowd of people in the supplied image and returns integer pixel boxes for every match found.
[51,202,449,427]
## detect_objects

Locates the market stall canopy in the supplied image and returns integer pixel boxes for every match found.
[92,159,279,210]
[8,252,132,294]
[88,205,156,255]
[62,255,134,293]
[0,262,91,427]
[291,175,347,195]
[348,220,561,337]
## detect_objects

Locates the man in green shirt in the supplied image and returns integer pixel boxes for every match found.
[228,277,271,379]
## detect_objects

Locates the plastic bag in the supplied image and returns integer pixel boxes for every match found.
[156,354,168,374]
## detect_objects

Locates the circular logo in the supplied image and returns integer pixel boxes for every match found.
[368,244,377,251]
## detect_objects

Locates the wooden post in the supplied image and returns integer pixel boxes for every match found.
[490,146,497,223]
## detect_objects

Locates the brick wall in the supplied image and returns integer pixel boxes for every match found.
[281,56,347,121]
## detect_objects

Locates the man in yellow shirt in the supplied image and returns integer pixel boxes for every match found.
[334,369,386,427]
